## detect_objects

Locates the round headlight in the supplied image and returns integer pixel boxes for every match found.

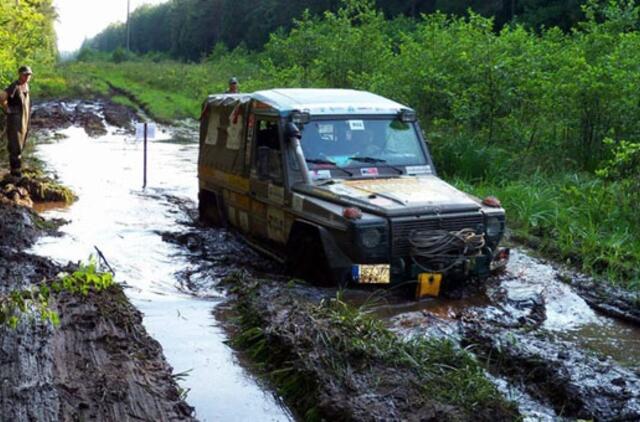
[361,228,382,248]
[486,217,502,238]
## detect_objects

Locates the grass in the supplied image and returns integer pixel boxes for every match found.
[230,274,518,420]
[0,259,113,329]
[317,295,511,411]
[110,94,138,110]
[455,173,640,290]
[38,53,267,122]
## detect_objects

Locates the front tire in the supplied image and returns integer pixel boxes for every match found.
[286,230,336,286]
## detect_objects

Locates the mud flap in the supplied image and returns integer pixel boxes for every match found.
[199,189,226,227]
[287,221,352,286]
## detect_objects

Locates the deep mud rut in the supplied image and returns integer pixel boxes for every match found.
[26,100,291,421]
[13,99,640,421]
[384,250,640,420]
[162,208,640,419]
[169,223,640,420]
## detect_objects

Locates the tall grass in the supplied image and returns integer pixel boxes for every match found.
[455,173,640,289]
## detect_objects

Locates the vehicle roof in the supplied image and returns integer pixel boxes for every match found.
[253,89,410,116]
[205,89,412,116]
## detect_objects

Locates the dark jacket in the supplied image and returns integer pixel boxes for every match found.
[5,81,29,115]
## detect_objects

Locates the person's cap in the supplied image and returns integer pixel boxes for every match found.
[229,77,238,85]
[19,66,33,75]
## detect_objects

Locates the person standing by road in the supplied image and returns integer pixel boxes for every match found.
[226,77,239,93]
[0,66,33,178]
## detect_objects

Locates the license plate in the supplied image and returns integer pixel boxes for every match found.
[352,265,391,284]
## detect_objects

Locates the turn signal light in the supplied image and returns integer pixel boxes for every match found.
[343,207,363,220]
[482,196,502,207]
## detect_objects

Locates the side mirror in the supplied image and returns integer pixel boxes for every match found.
[398,109,417,123]
[257,146,270,179]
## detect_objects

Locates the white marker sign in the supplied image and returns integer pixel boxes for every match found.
[136,123,157,140]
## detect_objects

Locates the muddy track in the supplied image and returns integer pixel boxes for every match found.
[165,217,640,421]
[0,102,195,421]
[30,98,137,137]
[386,251,640,420]
[17,98,639,420]
[105,82,172,125]
[558,272,640,325]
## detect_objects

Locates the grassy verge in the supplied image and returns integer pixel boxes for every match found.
[228,274,518,420]
[454,174,639,290]
[36,53,265,122]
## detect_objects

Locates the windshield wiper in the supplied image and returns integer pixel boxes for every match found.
[305,158,354,176]
[306,158,337,165]
[348,156,386,164]
[348,156,404,175]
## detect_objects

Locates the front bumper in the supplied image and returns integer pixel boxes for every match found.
[349,247,510,286]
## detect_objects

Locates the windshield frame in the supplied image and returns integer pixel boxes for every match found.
[291,114,435,182]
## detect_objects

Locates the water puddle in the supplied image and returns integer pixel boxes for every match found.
[30,123,292,421]
[505,249,640,368]
[378,249,640,369]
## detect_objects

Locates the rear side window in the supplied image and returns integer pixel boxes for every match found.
[254,119,283,184]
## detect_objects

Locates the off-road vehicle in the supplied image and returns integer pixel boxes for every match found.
[198,89,509,296]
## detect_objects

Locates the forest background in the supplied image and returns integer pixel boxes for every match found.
[2,0,640,290]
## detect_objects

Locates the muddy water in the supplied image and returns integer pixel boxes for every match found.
[30,124,292,421]
[503,249,640,367]
[378,249,640,368]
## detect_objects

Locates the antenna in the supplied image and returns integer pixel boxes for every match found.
[126,0,131,51]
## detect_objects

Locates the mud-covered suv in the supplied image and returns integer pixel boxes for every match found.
[198,89,508,295]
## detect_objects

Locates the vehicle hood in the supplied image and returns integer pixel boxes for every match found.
[314,175,481,215]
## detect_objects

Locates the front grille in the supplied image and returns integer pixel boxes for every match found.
[391,213,484,257]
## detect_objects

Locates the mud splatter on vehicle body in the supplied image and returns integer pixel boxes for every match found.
[198,89,509,294]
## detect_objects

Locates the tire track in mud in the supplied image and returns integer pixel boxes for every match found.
[28,102,293,421]
[385,249,640,420]
[166,219,640,420]
[0,188,194,422]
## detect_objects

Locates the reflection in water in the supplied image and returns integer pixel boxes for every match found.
[32,201,69,214]
[30,125,292,421]
[506,250,640,368]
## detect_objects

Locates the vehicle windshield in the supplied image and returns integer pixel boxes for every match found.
[299,119,427,173]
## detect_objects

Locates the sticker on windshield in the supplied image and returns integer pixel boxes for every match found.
[406,165,432,175]
[310,169,332,180]
[360,167,379,177]
[348,120,365,131]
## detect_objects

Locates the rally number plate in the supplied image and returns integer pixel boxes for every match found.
[353,265,391,284]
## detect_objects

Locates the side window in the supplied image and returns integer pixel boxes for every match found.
[254,119,283,184]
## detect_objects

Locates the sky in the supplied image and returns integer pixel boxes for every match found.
[54,0,168,53]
